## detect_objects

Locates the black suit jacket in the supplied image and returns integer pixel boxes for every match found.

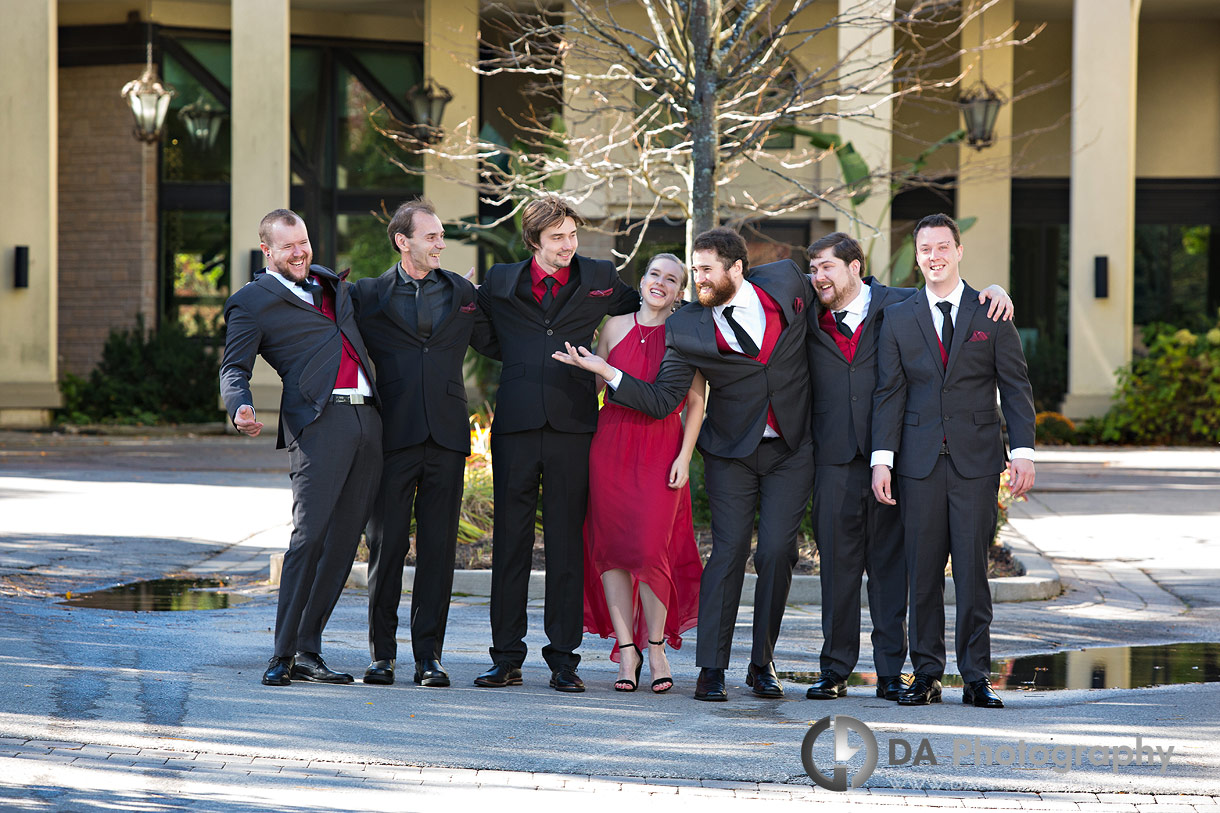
[351,265,496,455]
[477,254,639,434]
[806,279,915,465]
[610,259,815,459]
[871,282,1036,480]
[220,264,378,449]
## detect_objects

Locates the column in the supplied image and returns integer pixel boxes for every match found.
[837,0,894,275]
[956,0,1013,293]
[230,0,290,291]
[425,0,479,276]
[1063,0,1141,418]
[0,0,58,426]
[230,0,291,418]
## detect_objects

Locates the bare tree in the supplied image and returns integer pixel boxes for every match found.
[382,0,1040,266]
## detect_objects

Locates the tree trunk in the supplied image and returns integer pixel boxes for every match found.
[688,0,718,248]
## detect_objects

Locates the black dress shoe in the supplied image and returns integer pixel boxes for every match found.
[876,674,910,701]
[897,673,943,705]
[694,667,728,702]
[963,678,1004,708]
[291,652,354,684]
[549,667,586,693]
[363,659,395,685]
[262,656,293,686]
[745,662,784,698]
[414,658,450,687]
[473,662,522,688]
[806,670,847,700]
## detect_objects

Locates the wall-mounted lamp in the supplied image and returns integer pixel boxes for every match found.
[14,246,29,289]
[405,77,453,144]
[1094,256,1109,299]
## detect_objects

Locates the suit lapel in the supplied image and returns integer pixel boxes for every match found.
[376,266,413,336]
[260,273,317,313]
[503,258,538,320]
[912,288,945,381]
[810,314,846,361]
[551,255,592,324]
[432,270,463,333]
[945,285,980,380]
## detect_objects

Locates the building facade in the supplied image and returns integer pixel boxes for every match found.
[0,0,1216,426]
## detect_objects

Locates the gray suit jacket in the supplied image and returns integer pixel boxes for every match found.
[871,282,1035,480]
[806,279,914,465]
[220,264,378,449]
[610,259,815,458]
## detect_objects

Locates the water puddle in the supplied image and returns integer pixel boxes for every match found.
[779,642,1220,691]
[58,578,250,611]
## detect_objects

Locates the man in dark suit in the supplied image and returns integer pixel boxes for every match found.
[220,209,383,687]
[804,232,1013,703]
[472,197,639,693]
[871,213,1035,709]
[350,199,496,688]
[555,227,815,701]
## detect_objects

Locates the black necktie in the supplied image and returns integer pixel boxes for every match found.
[540,276,558,311]
[834,310,853,339]
[936,300,954,359]
[411,278,432,340]
[723,305,760,357]
[296,277,322,308]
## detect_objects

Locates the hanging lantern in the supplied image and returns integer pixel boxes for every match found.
[405,77,454,144]
[121,36,175,144]
[958,80,1005,151]
[179,95,226,150]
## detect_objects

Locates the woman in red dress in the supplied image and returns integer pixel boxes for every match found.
[582,253,706,693]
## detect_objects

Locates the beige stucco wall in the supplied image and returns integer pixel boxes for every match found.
[0,0,59,422]
[1135,21,1220,178]
[1011,18,1072,178]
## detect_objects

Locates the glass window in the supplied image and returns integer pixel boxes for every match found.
[1134,225,1212,331]
[161,45,231,183]
[161,210,230,339]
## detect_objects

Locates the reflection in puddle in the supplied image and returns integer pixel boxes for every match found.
[59,578,250,611]
[779,642,1220,691]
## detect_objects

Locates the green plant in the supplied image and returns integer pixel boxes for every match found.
[57,315,223,425]
[1035,411,1076,446]
[1099,318,1220,444]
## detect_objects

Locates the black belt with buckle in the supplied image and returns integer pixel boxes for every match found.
[328,393,372,405]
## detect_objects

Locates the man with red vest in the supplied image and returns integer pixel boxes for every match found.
[554,227,814,701]
[220,208,383,687]
[803,231,1012,703]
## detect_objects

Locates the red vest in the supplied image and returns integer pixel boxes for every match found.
[313,280,363,389]
[818,309,863,362]
[713,286,787,436]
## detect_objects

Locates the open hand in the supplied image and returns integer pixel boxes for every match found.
[234,404,263,438]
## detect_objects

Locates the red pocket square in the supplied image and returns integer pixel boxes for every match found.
[968,330,990,342]
[588,288,614,297]
[460,302,477,313]
[793,297,805,314]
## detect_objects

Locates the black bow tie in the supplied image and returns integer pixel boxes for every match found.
[295,278,320,293]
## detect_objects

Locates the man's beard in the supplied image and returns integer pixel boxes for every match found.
[697,277,735,308]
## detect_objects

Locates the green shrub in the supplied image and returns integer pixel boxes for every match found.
[1099,319,1220,444]
[58,315,223,425]
[1035,411,1077,446]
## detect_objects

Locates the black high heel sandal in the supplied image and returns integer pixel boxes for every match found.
[649,639,673,694]
[614,643,642,692]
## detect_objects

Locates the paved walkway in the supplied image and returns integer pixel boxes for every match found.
[1,432,1218,809]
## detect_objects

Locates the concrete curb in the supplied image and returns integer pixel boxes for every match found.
[269,530,1061,605]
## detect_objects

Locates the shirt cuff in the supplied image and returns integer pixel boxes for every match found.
[237,404,255,420]
[605,369,623,390]
[870,451,894,468]
[1010,447,1035,462]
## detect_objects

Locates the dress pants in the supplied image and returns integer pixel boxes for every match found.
[898,453,999,683]
[488,427,591,672]
[365,438,465,662]
[698,436,814,669]
[276,402,382,658]
[813,455,907,677]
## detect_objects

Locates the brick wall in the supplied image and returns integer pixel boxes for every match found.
[58,64,158,377]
